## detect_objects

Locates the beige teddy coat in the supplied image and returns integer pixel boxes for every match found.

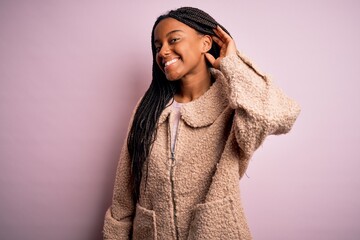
[103,52,301,240]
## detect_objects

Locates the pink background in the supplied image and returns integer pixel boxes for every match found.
[1,0,359,239]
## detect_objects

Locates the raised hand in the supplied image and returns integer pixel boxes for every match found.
[205,26,237,69]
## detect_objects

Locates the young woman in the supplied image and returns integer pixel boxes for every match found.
[103,7,300,240]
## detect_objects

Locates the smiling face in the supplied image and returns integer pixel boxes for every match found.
[154,17,211,81]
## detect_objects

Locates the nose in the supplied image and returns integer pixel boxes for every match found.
[158,43,171,58]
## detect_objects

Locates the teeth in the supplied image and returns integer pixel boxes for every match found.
[164,58,179,67]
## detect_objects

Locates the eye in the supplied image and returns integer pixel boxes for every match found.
[170,38,180,43]
[155,46,161,53]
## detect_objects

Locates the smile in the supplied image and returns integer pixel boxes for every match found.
[164,58,179,67]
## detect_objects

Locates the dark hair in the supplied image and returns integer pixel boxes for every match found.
[127,7,231,202]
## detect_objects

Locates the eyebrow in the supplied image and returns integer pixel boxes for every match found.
[154,30,184,44]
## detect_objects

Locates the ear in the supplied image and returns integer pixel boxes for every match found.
[201,35,212,53]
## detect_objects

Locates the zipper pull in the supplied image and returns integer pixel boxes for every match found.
[170,151,176,166]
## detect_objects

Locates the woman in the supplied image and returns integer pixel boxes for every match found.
[104,6,300,240]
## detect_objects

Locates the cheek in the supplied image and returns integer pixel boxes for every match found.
[180,43,201,60]
[155,55,162,69]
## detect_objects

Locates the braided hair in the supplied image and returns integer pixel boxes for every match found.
[127,7,231,202]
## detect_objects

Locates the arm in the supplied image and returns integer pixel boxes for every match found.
[103,99,144,239]
[206,26,301,158]
[103,142,135,240]
[220,51,300,157]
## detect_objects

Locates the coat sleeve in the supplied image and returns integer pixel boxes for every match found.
[103,142,134,240]
[219,51,301,159]
[103,109,138,239]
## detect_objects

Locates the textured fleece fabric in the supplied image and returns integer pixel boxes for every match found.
[103,51,301,240]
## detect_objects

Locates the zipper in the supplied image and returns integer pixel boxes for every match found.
[169,109,180,240]
[170,148,179,240]
[169,106,182,240]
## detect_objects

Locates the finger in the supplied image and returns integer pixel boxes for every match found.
[213,28,227,44]
[205,53,216,67]
[215,26,232,42]
[212,35,224,47]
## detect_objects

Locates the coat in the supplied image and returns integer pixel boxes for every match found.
[103,52,301,240]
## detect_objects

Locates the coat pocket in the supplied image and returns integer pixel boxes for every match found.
[187,196,242,240]
[132,203,157,240]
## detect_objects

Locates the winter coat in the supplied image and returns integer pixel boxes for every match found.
[103,52,301,240]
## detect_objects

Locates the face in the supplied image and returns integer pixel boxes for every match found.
[153,18,212,81]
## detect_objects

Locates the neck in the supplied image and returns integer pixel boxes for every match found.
[175,67,212,103]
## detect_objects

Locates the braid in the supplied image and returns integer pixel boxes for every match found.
[127,7,231,202]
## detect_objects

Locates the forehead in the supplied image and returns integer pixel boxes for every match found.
[154,17,196,39]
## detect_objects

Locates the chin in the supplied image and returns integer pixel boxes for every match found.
[165,72,182,81]
[166,76,180,81]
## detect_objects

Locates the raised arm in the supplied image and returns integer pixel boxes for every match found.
[206,26,301,158]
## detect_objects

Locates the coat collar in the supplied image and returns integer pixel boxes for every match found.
[158,68,228,128]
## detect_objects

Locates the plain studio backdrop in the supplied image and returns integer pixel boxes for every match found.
[0,0,359,239]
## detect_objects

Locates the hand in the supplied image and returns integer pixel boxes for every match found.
[205,26,237,69]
